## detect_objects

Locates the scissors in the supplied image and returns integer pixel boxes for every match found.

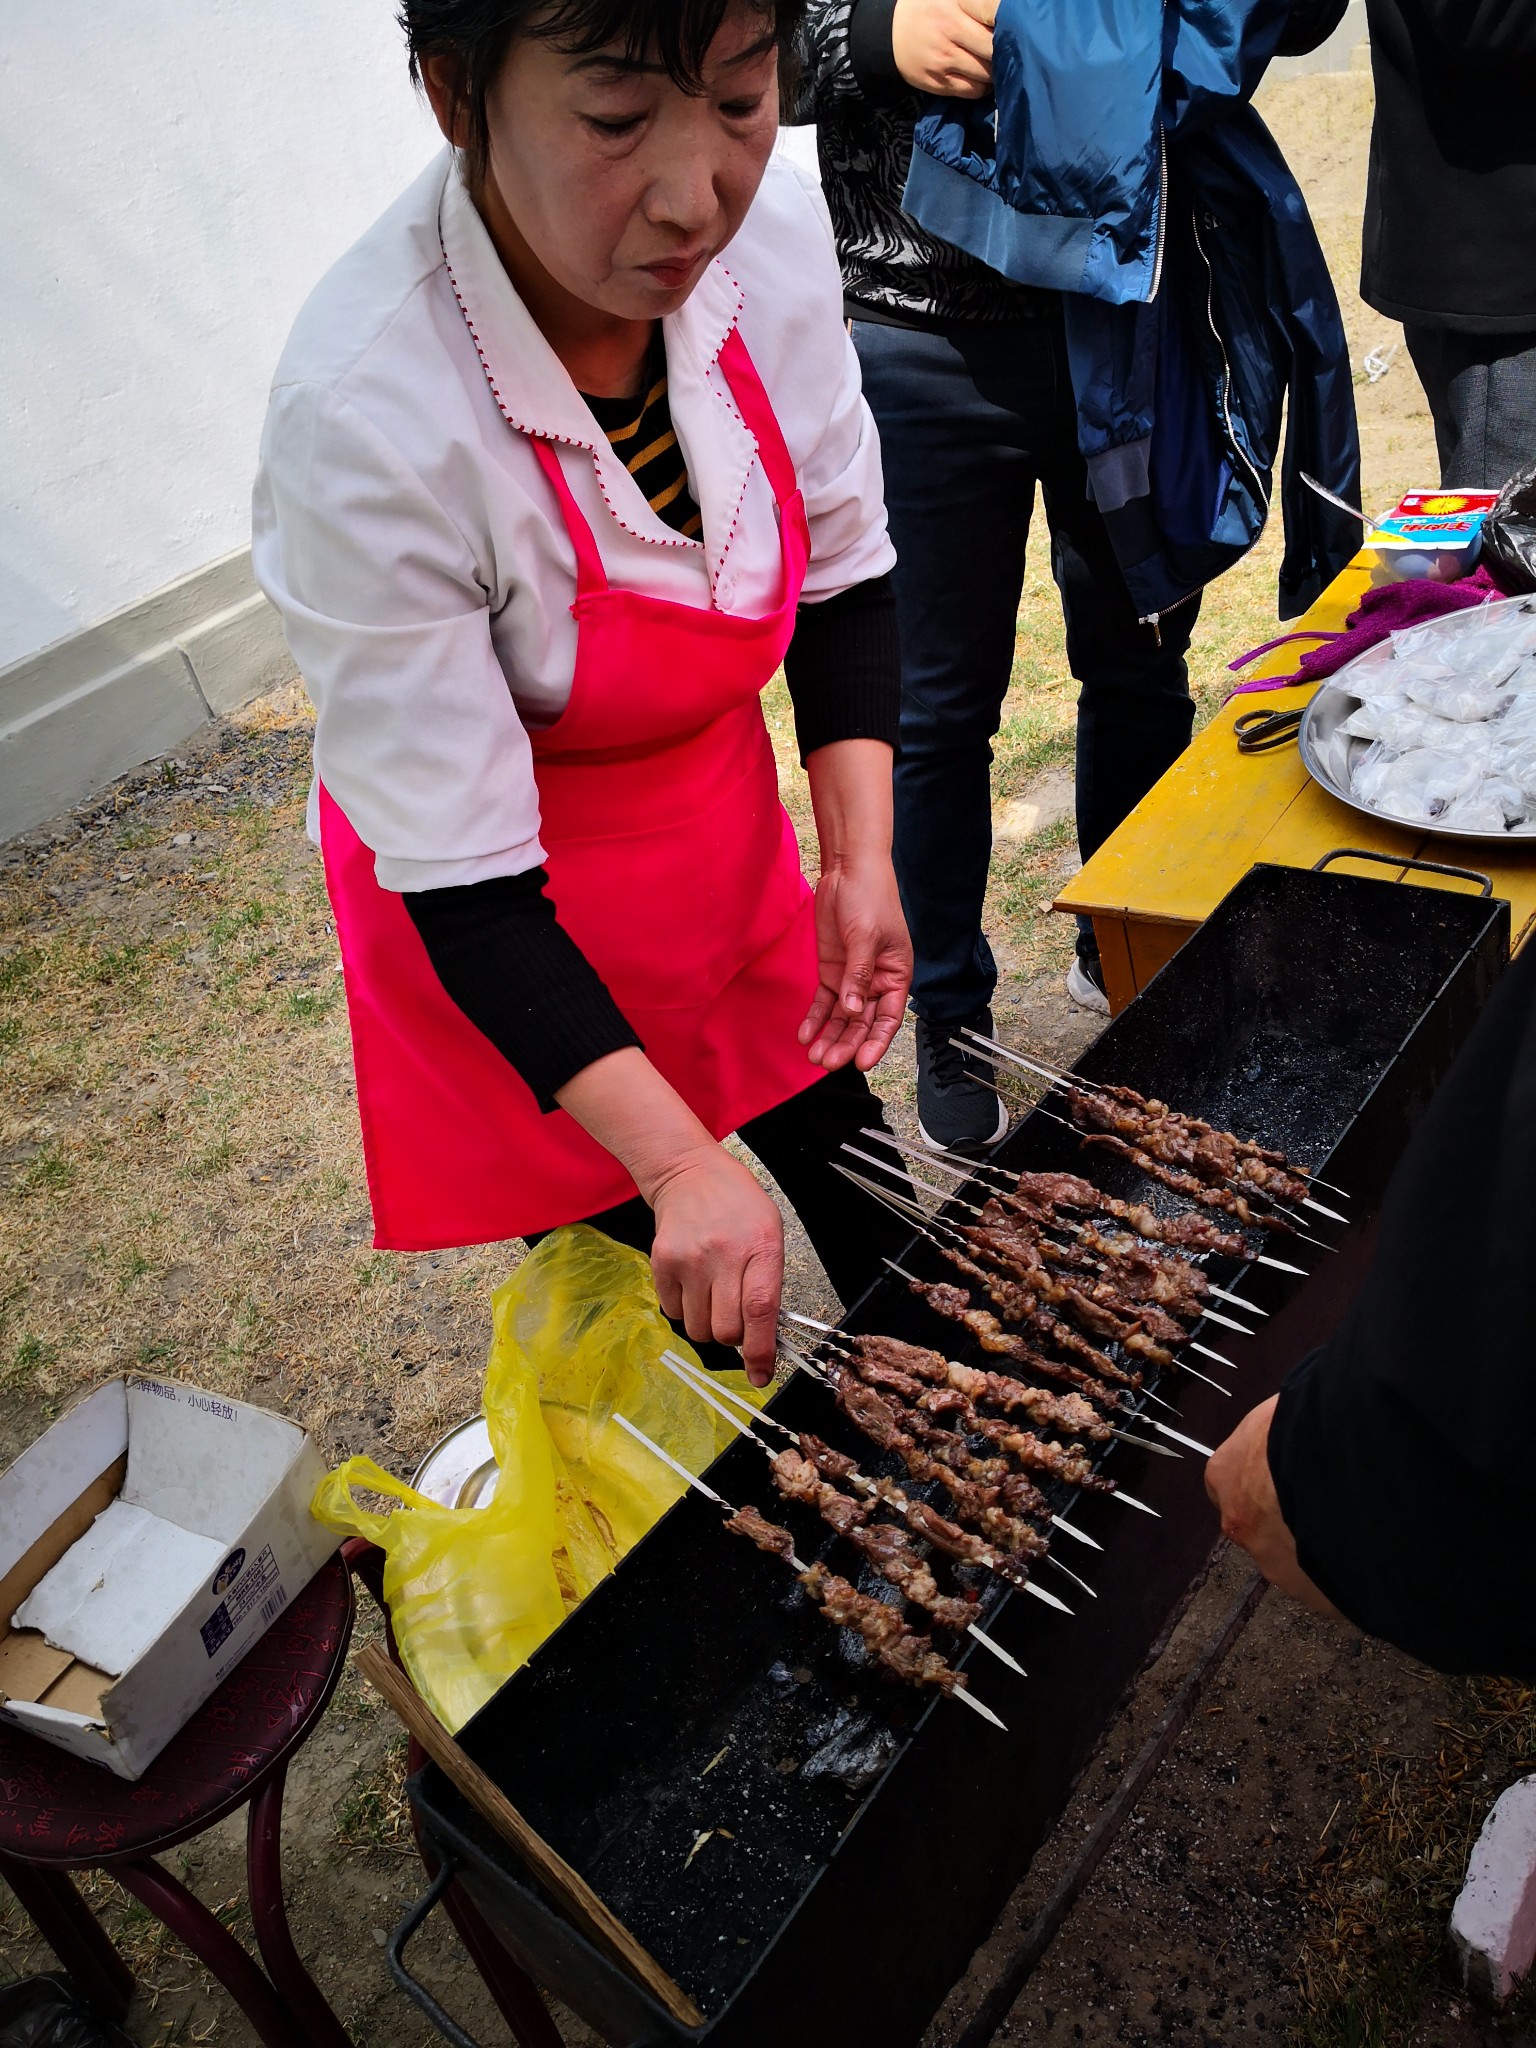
[1234,704,1305,754]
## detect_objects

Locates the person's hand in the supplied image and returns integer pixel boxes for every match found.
[800,856,913,1074]
[648,1144,786,1386]
[1205,1396,1343,1616]
[891,0,995,97]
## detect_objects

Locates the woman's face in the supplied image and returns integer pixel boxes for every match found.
[449,6,781,324]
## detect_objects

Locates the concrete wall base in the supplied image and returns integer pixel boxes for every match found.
[0,550,291,843]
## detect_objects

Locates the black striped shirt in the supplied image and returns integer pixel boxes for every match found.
[582,336,703,540]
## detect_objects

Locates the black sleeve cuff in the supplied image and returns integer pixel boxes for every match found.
[847,0,908,104]
[782,574,902,764]
[403,869,641,1114]
[1273,0,1350,56]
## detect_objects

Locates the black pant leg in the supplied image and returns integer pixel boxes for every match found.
[853,319,1041,1024]
[1040,452,1198,868]
[737,1069,912,1309]
[522,1194,759,1372]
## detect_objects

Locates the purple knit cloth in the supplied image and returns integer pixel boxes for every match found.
[1226,566,1505,698]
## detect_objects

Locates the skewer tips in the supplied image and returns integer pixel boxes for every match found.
[1257,1252,1309,1277]
[1113,1489,1162,1517]
[966,1623,1028,1678]
[951,1685,1010,1731]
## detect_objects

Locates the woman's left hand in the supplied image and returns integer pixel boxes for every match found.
[799,855,912,1072]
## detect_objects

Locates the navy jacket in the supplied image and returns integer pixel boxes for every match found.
[903,0,1362,619]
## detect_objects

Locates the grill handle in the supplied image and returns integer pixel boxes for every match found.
[1312,847,1493,897]
[387,1856,492,2048]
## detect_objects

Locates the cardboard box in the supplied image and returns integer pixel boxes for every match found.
[1363,488,1501,585]
[0,1376,339,1779]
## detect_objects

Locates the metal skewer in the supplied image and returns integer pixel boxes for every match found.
[612,1414,1010,1732]
[879,1257,1229,1413]
[856,1130,1271,1316]
[908,1138,1304,1277]
[957,1029,1353,1202]
[856,1130,1261,1335]
[770,1337,1078,1615]
[881,1261,1212,1464]
[837,1155,1234,1399]
[657,1354,1041,1664]
[1025,1107,1338,1252]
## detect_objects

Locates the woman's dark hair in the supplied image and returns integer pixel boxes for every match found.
[402,0,808,182]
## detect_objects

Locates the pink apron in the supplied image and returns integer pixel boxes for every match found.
[318,327,821,1251]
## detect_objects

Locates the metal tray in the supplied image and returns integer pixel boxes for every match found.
[1299,677,1536,845]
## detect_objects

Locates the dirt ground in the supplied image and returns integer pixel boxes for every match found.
[0,56,1525,2048]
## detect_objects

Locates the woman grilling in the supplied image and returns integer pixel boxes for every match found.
[253,0,912,1382]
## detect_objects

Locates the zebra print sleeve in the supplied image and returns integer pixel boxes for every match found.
[790,0,861,120]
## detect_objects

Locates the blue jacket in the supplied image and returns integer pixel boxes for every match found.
[902,0,1361,620]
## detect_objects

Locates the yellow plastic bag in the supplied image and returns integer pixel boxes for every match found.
[312,1225,758,1730]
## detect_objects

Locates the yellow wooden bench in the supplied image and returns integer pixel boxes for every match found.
[1054,557,1536,1013]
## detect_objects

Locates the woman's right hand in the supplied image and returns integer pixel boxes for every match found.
[556,1048,787,1385]
[891,0,995,97]
[647,1144,786,1387]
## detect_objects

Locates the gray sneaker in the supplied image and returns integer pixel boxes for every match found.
[1066,954,1111,1016]
[914,1010,1009,1153]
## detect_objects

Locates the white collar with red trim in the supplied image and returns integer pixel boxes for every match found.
[436,157,758,578]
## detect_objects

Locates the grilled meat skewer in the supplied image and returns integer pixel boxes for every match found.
[1067,1219,1211,1314]
[844,1332,1114,1440]
[1005,1171,1254,1259]
[1089,1082,1292,1170]
[793,1428,1081,1588]
[1078,1131,1298,1233]
[826,1372,1052,1564]
[766,1449,979,1633]
[961,1221,1187,1360]
[1064,1088,1310,1207]
[895,1270,1144,1393]
[724,1506,965,1695]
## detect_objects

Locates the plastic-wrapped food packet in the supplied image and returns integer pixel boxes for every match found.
[1439,775,1527,832]
[1334,642,1404,701]
[1351,744,1481,821]
[1400,673,1517,722]
[1501,740,1536,800]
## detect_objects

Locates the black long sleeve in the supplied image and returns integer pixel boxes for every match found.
[403,870,641,1113]
[846,0,907,104]
[1414,0,1536,61]
[782,574,902,764]
[1266,938,1536,1677]
[1274,0,1351,56]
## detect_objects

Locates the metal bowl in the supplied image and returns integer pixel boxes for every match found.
[1298,679,1536,846]
[411,1416,499,1509]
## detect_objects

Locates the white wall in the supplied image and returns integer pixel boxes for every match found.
[0,0,440,672]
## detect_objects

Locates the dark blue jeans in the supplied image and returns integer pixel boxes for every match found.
[854,315,1198,1023]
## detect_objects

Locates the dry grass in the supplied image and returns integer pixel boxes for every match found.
[1296,1678,1536,2046]
[0,690,511,1473]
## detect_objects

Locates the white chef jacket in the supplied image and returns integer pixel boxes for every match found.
[252,148,895,895]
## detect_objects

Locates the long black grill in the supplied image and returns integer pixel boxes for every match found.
[404,860,1507,2048]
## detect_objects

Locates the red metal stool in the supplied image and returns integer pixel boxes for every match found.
[341,1543,565,2048]
[0,1549,356,2048]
